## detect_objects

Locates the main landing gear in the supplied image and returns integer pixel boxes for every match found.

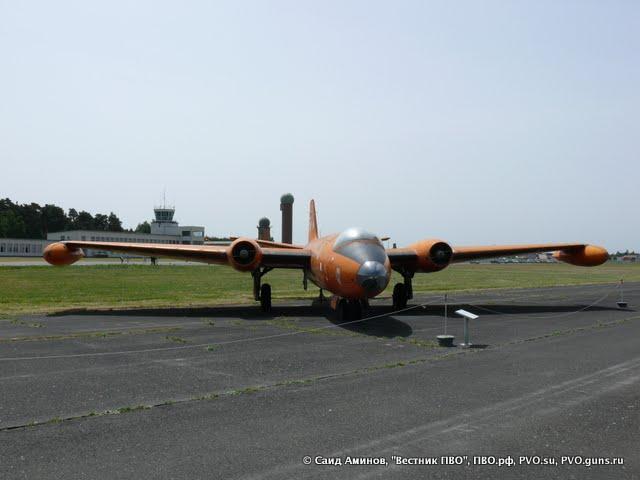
[252,267,273,312]
[392,271,414,310]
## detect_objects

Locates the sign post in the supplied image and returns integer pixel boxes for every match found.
[455,309,479,348]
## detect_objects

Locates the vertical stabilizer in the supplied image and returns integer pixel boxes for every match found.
[309,200,319,242]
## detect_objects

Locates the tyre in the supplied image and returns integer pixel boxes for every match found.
[347,300,362,321]
[392,283,408,309]
[336,299,347,323]
[260,283,272,312]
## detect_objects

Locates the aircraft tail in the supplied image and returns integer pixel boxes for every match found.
[309,199,319,242]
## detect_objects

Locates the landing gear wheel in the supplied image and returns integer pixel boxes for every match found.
[336,299,348,322]
[347,300,362,321]
[392,283,408,309]
[260,283,272,312]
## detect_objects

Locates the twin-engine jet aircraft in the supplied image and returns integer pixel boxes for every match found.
[44,200,608,320]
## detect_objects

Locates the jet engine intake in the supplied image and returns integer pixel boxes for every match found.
[409,239,453,272]
[227,238,263,271]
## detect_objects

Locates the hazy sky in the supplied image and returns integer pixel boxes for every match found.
[1,1,638,251]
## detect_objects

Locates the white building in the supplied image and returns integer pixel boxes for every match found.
[0,238,52,257]
[149,205,204,242]
[2,206,205,258]
[46,206,204,257]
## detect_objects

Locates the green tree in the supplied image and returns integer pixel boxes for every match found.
[94,214,109,231]
[0,198,17,214]
[67,209,79,229]
[17,202,42,238]
[41,204,68,236]
[107,212,124,232]
[0,198,131,237]
[0,210,26,238]
[135,221,151,234]
[76,211,95,230]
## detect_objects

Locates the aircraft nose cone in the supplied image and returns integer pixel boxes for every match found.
[357,261,389,294]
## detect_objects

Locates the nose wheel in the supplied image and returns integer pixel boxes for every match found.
[336,299,363,322]
[392,271,414,310]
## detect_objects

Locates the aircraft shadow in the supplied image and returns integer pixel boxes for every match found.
[48,303,414,339]
[328,315,413,338]
[49,304,329,320]
[47,302,628,340]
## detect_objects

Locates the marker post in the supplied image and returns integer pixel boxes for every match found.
[456,309,479,348]
[437,293,455,347]
[617,279,628,309]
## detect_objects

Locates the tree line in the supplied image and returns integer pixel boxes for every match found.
[0,198,151,239]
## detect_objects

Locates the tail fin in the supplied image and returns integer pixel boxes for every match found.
[309,199,319,242]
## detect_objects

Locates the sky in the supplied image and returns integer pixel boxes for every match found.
[1,1,638,251]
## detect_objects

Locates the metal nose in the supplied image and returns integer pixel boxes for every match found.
[357,261,388,293]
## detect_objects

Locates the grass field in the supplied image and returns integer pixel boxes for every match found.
[1,262,638,315]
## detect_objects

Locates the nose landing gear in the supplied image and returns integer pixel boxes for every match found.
[392,283,408,309]
[335,298,364,322]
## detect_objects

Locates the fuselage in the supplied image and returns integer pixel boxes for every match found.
[305,228,391,300]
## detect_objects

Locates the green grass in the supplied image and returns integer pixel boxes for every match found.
[0,263,638,315]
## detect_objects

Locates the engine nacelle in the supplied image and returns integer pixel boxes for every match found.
[226,238,263,271]
[408,239,453,272]
[43,242,85,266]
[553,245,608,267]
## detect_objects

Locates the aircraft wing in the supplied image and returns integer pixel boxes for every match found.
[451,243,596,263]
[44,240,311,269]
[387,241,608,271]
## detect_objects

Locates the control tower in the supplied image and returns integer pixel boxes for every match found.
[151,205,179,236]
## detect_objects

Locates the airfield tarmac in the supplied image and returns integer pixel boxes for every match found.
[0,283,638,479]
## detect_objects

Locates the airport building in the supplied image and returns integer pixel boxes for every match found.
[3,194,290,258]
[0,205,205,258]
[0,238,52,257]
[46,206,204,257]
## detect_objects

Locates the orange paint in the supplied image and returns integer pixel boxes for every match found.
[552,245,609,267]
[43,243,84,266]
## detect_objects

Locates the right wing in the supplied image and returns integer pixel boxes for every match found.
[44,240,310,269]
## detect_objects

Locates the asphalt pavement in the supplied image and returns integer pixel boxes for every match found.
[0,283,638,479]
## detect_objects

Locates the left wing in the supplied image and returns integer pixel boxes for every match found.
[387,240,608,272]
[44,240,310,269]
[451,243,608,265]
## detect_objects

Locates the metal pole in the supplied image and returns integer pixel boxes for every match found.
[463,317,470,347]
[617,279,628,308]
[620,279,624,303]
[444,293,448,334]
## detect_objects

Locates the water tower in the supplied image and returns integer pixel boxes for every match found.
[280,193,294,244]
[257,217,271,241]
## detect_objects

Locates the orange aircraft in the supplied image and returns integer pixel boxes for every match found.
[43,200,608,320]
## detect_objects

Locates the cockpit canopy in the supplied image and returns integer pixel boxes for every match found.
[333,228,387,264]
[334,228,381,249]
